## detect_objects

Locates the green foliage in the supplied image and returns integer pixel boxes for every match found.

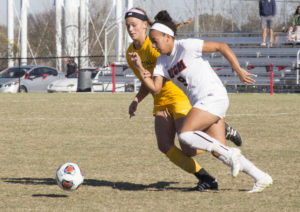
[0,27,18,70]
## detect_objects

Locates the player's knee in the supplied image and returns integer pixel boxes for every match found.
[157,141,172,154]
[181,148,197,157]
[180,141,198,157]
[211,151,220,158]
[157,144,168,154]
[178,131,193,147]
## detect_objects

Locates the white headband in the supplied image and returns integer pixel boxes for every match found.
[150,23,175,37]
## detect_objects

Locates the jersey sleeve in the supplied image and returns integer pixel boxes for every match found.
[153,56,168,79]
[181,38,204,58]
[188,39,204,57]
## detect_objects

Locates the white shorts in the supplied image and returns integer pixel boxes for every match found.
[192,94,229,119]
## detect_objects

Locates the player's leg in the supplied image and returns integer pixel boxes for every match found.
[218,152,273,192]
[197,115,272,192]
[261,17,267,46]
[178,107,241,178]
[155,109,217,191]
[202,118,272,192]
[155,110,202,174]
[180,107,272,192]
[287,27,295,41]
[172,99,242,147]
[217,145,272,193]
[174,116,218,191]
[269,28,274,45]
[205,117,226,148]
[296,26,300,41]
[269,17,274,44]
[207,118,272,192]
[225,122,242,146]
[261,28,267,46]
[154,110,176,154]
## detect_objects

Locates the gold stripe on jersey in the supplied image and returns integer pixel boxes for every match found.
[126,36,188,108]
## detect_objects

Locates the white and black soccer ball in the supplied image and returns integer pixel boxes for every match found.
[56,162,84,191]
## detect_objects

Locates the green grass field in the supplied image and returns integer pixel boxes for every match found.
[0,93,299,212]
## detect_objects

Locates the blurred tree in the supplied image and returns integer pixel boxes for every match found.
[0,26,8,57]
[25,9,56,67]
[88,0,111,66]
[0,25,18,70]
[0,30,9,70]
[14,1,111,67]
[178,13,238,34]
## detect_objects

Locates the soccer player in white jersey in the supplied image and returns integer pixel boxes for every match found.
[129,10,273,193]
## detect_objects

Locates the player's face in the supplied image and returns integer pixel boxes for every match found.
[149,30,171,55]
[125,17,147,41]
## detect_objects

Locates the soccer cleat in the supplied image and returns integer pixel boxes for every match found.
[247,174,273,193]
[225,122,242,146]
[193,179,218,191]
[230,148,241,178]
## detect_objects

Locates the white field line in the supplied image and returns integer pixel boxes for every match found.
[0,112,297,121]
[226,112,297,117]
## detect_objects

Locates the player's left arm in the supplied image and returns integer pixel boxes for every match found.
[202,41,255,85]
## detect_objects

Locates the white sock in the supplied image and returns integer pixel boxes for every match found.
[239,155,266,181]
[178,131,232,158]
[218,154,266,182]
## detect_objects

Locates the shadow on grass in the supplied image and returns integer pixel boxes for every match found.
[84,179,185,191]
[1,177,192,192]
[32,194,68,198]
[1,177,56,185]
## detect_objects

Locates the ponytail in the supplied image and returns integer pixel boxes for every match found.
[153,10,177,35]
[176,19,194,28]
[153,10,194,36]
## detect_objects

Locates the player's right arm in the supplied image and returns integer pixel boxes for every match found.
[129,52,164,95]
[202,41,255,85]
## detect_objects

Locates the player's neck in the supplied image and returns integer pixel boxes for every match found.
[167,39,175,56]
[133,35,147,50]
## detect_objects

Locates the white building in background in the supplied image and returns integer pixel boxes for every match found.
[7,0,14,67]
[55,0,89,69]
[4,0,300,68]
[20,0,29,65]
[79,0,89,68]
[125,0,133,49]
[63,0,79,62]
[114,0,123,63]
[55,0,63,70]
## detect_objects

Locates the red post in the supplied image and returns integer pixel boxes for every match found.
[266,63,274,95]
[110,63,116,94]
[270,70,273,95]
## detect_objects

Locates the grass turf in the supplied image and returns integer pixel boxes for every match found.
[0,93,299,212]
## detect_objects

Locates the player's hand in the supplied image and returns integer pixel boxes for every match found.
[237,68,255,85]
[128,52,143,70]
[129,100,138,118]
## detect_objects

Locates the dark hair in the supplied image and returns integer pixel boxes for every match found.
[295,5,300,15]
[153,10,177,36]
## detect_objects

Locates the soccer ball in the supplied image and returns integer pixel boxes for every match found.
[56,162,84,191]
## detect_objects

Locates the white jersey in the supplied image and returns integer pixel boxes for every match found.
[153,38,227,106]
